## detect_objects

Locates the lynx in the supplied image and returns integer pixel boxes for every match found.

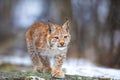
[25,19,71,78]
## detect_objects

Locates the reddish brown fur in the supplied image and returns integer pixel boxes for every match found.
[25,20,71,78]
[26,22,49,48]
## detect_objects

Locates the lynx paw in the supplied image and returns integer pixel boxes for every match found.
[51,69,65,78]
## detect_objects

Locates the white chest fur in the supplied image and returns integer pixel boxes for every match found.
[39,48,67,57]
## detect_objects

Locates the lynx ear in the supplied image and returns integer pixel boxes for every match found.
[48,21,55,34]
[62,19,70,31]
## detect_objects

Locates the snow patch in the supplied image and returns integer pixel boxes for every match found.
[63,59,120,79]
[0,55,32,66]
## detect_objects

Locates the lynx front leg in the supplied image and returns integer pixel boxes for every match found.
[36,53,51,73]
[27,42,51,72]
[52,54,66,78]
[26,42,41,71]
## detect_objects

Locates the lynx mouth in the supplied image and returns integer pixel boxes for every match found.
[58,47,66,50]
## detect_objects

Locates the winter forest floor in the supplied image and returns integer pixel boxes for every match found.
[0,71,112,80]
[0,56,120,80]
[0,64,113,80]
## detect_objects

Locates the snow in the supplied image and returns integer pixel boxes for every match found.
[1,56,120,79]
[26,76,45,80]
[0,55,32,66]
[63,59,120,79]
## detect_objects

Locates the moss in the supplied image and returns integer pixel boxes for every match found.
[0,63,16,71]
[22,71,51,79]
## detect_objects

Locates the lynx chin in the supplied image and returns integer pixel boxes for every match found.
[25,19,71,78]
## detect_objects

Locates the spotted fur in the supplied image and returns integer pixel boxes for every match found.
[25,20,71,78]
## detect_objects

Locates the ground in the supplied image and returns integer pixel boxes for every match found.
[0,57,120,80]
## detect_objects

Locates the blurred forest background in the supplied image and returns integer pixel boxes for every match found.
[0,0,120,69]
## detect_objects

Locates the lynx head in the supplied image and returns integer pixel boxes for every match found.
[47,19,71,50]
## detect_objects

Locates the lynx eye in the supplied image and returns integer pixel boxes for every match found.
[54,36,59,39]
[64,36,67,38]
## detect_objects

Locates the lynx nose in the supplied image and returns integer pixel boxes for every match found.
[60,42,64,46]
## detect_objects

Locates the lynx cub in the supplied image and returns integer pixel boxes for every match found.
[25,19,71,78]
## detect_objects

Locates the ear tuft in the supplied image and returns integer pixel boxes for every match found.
[62,19,71,31]
[48,21,55,34]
